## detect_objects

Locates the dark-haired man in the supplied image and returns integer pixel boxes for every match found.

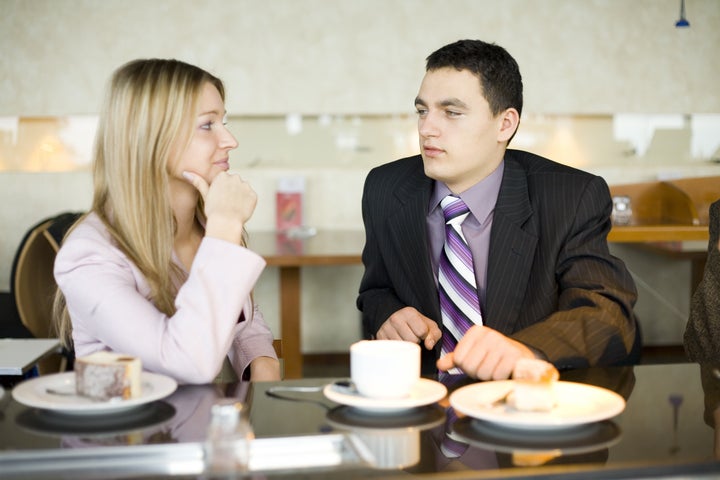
[357,39,639,379]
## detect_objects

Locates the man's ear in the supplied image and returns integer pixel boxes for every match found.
[497,108,520,143]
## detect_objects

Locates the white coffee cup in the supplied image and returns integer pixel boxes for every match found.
[350,340,421,399]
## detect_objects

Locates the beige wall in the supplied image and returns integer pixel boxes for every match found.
[2,0,719,115]
[1,0,719,351]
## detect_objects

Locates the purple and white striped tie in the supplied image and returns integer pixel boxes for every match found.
[438,195,482,374]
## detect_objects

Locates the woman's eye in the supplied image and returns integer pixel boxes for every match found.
[200,121,213,131]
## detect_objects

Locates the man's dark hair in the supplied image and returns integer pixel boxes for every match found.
[426,39,523,118]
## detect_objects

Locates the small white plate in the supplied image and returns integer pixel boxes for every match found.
[12,371,177,415]
[449,380,625,430]
[323,378,447,413]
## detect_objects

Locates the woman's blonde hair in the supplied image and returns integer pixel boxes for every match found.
[54,59,227,349]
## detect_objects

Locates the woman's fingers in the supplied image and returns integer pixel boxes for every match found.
[182,171,210,200]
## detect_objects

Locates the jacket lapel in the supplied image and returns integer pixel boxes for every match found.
[387,162,440,318]
[486,157,538,333]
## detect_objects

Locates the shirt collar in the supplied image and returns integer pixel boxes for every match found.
[429,160,504,225]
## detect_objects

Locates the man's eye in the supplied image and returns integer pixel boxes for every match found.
[415,108,428,116]
[446,111,461,117]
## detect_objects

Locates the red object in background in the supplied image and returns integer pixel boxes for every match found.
[276,191,302,231]
[276,177,305,232]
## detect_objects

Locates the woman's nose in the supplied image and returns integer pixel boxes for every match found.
[220,125,239,150]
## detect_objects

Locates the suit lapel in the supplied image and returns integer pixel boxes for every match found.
[387,162,440,318]
[486,157,538,333]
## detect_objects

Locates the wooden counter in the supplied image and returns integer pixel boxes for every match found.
[607,224,709,243]
[608,175,718,246]
[609,175,719,228]
[609,175,718,301]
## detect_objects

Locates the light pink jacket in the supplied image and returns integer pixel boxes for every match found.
[54,212,277,384]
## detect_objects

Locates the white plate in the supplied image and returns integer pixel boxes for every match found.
[323,378,447,413]
[449,380,625,431]
[12,371,177,415]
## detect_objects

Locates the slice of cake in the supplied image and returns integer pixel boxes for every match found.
[508,358,559,412]
[75,351,142,401]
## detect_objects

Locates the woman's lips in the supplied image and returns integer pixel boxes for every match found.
[213,160,230,170]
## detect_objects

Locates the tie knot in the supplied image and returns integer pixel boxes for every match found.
[440,195,469,223]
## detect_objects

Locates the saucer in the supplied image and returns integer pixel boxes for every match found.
[323,378,447,413]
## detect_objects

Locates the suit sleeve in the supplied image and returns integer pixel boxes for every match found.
[511,175,639,368]
[356,167,407,338]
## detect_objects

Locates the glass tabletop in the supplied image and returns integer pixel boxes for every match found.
[0,363,719,479]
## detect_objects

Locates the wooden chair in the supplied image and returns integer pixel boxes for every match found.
[11,213,81,374]
[272,339,285,378]
[272,339,283,358]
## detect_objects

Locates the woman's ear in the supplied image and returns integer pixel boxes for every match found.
[497,108,520,143]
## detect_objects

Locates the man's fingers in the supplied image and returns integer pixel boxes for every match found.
[403,314,442,349]
[376,326,402,341]
[423,322,442,349]
[436,352,454,371]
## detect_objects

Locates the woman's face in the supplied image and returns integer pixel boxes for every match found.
[170,82,238,184]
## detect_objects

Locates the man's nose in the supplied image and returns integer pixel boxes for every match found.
[419,113,440,137]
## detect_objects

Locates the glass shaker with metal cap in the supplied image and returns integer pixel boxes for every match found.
[204,399,254,477]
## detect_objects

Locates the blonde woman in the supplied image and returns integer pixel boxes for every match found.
[53,59,280,384]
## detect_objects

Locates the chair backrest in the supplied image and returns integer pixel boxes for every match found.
[12,213,82,337]
[10,212,82,373]
[272,339,283,358]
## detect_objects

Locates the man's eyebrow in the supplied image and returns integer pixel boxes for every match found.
[413,97,469,109]
[440,98,469,109]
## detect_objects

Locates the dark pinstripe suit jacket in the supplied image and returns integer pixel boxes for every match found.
[357,150,639,374]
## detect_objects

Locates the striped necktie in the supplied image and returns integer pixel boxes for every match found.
[438,195,482,372]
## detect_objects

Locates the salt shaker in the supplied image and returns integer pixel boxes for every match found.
[611,195,633,225]
[204,399,254,477]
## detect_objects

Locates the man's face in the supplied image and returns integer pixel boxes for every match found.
[415,67,513,193]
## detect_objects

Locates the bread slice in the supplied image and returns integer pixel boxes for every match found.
[74,351,142,400]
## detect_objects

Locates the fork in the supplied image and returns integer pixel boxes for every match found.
[481,389,513,408]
